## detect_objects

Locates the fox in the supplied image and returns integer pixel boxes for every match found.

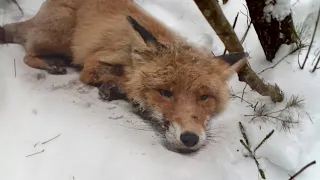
[0,0,248,153]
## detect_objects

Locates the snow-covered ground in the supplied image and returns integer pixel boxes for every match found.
[1,0,320,179]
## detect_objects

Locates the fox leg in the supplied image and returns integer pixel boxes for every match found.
[97,63,127,101]
[98,82,127,101]
[3,0,77,74]
[80,57,127,101]
[23,53,68,75]
[79,59,104,87]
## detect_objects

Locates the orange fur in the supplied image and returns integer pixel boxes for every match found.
[0,0,248,152]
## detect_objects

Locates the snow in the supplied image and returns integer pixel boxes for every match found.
[0,0,319,179]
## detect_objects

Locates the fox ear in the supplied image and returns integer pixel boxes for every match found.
[126,16,165,49]
[215,52,249,80]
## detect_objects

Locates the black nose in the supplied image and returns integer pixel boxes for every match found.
[180,131,199,147]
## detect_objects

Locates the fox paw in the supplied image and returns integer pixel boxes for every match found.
[98,83,126,101]
[46,66,67,75]
[131,100,152,120]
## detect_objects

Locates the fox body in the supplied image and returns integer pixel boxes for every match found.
[0,0,248,153]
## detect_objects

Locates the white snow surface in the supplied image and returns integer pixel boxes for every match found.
[1,0,320,179]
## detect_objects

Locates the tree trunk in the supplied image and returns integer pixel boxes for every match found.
[245,0,298,62]
[194,0,284,103]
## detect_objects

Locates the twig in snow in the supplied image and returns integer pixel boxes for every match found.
[259,44,308,75]
[312,53,320,72]
[305,112,314,124]
[238,122,250,147]
[6,0,24,14]
[230,91,259,110]
[26,149,45,158]
[41,133,61,145]
[253,129,274,153]
[13,58,16,77]
[288,160,317,180]
[245,95,305,132]
[229,87,258,110]
[34,142,39,148]
[238,122,274,179]
[232,93,305,131]
[223,12,239,55]
[299,6,320,69]
[241,84,248,102]
[312,49,320,65]
[292,0,300,7]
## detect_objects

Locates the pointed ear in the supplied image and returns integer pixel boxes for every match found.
[126,16,165,49]
[216,52,249,80]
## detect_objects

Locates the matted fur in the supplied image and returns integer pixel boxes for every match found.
[0,0,248,153]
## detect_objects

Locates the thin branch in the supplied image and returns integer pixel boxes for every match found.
[231,93,254,107]
[34,142,39,148]
[312,53,320,72]
[239,4,251,44]
[300,6,320,69]
[288,160,317,180]
[230,87,260,110]
[26,149,45,158]
[312,48,320,65]
[13,58,16,77]
[259,44,308,75]
[244,95,304,132]
[305,112,314,124]
[238,122,269,179]
[6,0,24,14]
[240,22,252,44]
[242,3,250,26]
[253,129,274,153]
[292,0,300,7]
[41,133,61,145]
[232,12,240,30]
[240,139,252,154]
[239,122,250,147]
[241,84,248,102]
[223,12,239,55]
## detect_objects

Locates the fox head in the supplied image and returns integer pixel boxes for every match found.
[125,16,248,153]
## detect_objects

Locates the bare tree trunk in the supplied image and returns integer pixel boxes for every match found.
[194,0,284,103]
[245,0,298,62]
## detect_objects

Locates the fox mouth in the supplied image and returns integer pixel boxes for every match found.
[130,100,212,153]
[177,148,199,154]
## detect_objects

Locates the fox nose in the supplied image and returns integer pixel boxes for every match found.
[180,131,199,147]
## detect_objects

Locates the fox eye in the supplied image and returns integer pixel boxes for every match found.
[158,89,173,98]
[200,95,209,101]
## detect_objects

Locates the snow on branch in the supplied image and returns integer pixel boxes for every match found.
[264,0,292,23]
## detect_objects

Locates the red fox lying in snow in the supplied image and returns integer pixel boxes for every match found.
[0,0,248,153]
